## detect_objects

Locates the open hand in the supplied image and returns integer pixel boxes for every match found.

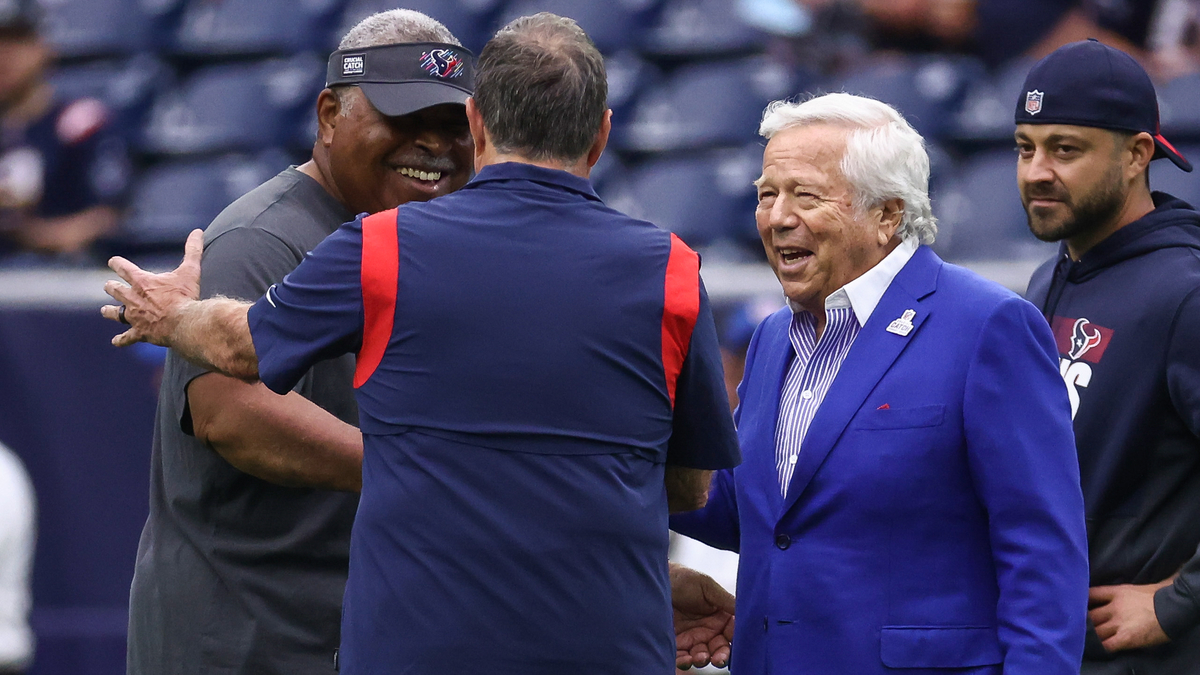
[101,228,203,347]
[671,564,735,670]
[1089,580,1173,653]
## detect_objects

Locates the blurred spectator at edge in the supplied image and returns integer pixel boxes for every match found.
[0,440,35,675]
[772,0,1200,77]
[0,0,129,263]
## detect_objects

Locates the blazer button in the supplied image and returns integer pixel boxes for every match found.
[775,533,791,550]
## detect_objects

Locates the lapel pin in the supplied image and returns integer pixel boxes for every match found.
[886,309,916,337]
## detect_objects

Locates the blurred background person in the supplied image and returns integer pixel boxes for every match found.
[0,439,34,675]
[0,0,129,264]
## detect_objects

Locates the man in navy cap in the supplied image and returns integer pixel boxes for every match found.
[1018,39,1200,674]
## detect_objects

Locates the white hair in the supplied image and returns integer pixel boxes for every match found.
[759,92,937,245]
[339,9,461,50]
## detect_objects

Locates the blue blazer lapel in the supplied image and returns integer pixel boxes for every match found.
[779,246,943,516]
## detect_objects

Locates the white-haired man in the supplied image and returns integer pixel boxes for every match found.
[671,93,1090,674]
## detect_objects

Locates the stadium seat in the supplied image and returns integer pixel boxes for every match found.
[140,54,325,155]
[948,57,1036,146]
[614,56,799,152]
[48,54,174,143]
[38,0,181,57]
[121,150,294,246]
[334,0,504,54]
[605,51,663,126]
[598,145,762,249]
[640,0,768,58]
[931,148,1055,261]
[1151,145,1200,206]
[172,0,344,56]
[496,0,663,54]
[830,55,984,141]
[1158,74,1200,143]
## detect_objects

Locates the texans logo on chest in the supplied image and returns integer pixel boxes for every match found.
[1050,316,1115,419]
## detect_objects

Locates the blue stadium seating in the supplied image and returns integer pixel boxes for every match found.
[614,56,799,152]
[598,145,762,249]
[140,54,325,155]
[948,57,1036,145]
[497,0,662,54]
[172,0,343,56]
[39,0,181,57]
[830,55,985,141]
[293,101,320,154]
[121,150,294,246]
[1158,73,1200,143]
[48,54,174,142]
[1151,146,1200,206]
[605,51,663,126]
[334,0,504,53]
[640,0,768,58]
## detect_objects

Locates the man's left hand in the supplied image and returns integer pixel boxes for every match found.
[1088,580,1173,653]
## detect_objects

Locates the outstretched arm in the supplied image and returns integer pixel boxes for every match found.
[670,562,735,670]
[101,229,260,381]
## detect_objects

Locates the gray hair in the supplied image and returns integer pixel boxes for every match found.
[474,13,607,162]
[339,9,461,50]
[759,93,937,245]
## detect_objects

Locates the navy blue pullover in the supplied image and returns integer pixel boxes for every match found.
[1027,192,1200,669]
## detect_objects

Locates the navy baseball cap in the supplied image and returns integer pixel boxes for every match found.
[326,42,475,118]
[1016,39,1192,172]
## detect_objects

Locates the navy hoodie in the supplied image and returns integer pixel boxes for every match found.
[1027,192,1200,668]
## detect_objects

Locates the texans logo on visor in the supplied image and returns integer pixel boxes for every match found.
[420,49,465,79]
[1025,90,1044,115]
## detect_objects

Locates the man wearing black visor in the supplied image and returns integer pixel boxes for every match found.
[125,10,474,675]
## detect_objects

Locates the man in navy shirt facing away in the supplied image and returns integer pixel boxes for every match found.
[101,12,741,675]
[1018,40,1200,674]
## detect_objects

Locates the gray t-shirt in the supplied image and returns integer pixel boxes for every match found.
[127,167,359,675]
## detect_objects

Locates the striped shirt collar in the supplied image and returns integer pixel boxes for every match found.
[789,237,919,327]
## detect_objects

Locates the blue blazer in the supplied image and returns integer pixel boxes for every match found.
[672,247,1088,675]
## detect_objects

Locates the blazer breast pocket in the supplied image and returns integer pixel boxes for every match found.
[854,404,945,430]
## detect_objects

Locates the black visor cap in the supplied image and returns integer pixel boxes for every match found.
[326,42,476,118]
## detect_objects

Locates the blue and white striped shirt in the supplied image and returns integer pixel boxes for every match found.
[775,238,919,494]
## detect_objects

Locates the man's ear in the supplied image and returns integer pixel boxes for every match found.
[315,88,341,146]
[876,198,904,245]
[1127,131,1156,182]
[586,109,613,170]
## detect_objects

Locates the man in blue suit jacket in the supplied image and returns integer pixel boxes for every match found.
[672,93,1090,674]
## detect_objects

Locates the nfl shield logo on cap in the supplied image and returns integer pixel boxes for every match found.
[1025,90,1044,115]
